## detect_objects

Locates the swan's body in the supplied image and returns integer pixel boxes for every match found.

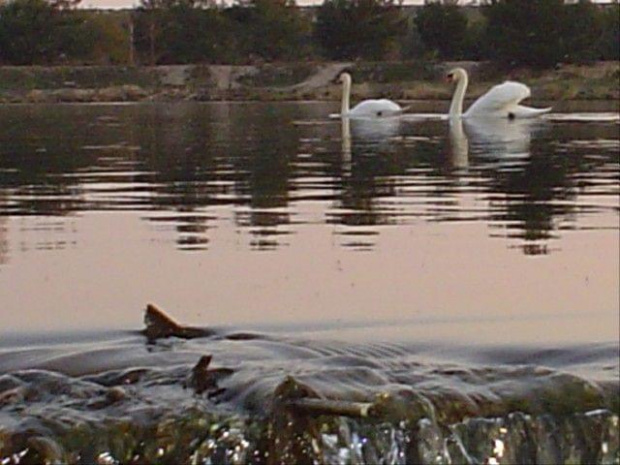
[339,73,404,118]
[447,68,551,120]
[347,99,403,117]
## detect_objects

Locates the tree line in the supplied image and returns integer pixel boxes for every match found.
[0,0,618,68]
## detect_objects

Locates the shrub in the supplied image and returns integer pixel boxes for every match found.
[414,1,469,60]
[597,4,619,61]
[315,0,406,60]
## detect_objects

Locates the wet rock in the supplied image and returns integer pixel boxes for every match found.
[52,88,94,103]
[0,375,26,406]
[106,386,128,403]
[86,386,129,410]
[269,376,325,465]
[96,85,148,102]
[26,436,65,464]
[25,89,50,103]
[0,387,26,406]
[91,367,152,387]
[185,355,233,396]
[12,370,106,402]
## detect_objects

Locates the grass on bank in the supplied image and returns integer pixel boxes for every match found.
[0,61,617,102]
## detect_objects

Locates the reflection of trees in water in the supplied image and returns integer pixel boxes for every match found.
[1,104,617,254]
[329,117,618,255]
[137,104,221,250]
[0,103,303,251]
[0,104,151,215]
[0,105,145,254]
[0,195,7,265]
[230,110,294,250]
[471,120,619,255]
[340,157,400,223]
[0,106,96,217]
[139,103,299,250]
[464,119,565,255]
[486,154,568,255]
[329,118,409,249]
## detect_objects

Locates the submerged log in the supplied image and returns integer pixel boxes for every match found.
[288,397,373,418]
[143,303,215,341]
[273,376,374,419]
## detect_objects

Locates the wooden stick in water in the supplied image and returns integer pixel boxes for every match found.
[288,398,374,418]
[143,303,215,341]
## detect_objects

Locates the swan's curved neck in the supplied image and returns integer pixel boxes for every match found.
[449,73,468,119]
[341,77,351,116]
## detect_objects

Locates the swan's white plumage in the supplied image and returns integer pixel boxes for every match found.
[339,73,403,118]
[349,98,403,117]
[448,68,551,119]
[465,81,530,117]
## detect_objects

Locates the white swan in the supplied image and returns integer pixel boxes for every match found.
[446,67,551,120]
[338,73,405,118]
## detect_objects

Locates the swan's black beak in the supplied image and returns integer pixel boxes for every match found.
[445,73,454,83]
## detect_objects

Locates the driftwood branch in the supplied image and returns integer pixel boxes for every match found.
[288,398,373,418]
[142,303,215,341]
[274,376,375,419]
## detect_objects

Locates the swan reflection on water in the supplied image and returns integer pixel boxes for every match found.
[398,112,545,170]
[447,118,469,169]
[341,115,402,141]
[456,117,545,165]
[339,116,402,176]
[338,111,544,172]
[340,115,402,160]
[418,110,617,168]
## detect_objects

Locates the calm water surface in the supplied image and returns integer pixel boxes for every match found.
[0,101,618,343]
[0,101,618,464]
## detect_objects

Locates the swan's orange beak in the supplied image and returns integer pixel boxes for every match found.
[445,74,454,83]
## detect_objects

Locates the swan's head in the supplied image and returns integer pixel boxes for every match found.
[338,73,352,85]
[446,68,467,83]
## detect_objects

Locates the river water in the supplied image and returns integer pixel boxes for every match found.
[0,101,618,464]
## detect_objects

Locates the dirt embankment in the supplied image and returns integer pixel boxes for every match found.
[0,61,618,104]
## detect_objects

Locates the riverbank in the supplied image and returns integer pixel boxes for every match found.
[0,61,618,104]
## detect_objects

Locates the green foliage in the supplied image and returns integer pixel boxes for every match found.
[597,4,620,61]
[0,0,617,66]
[55,11,100,62]
[133,0,233,65]
[227,0,311,62]
[0,0,58,65]
[561,1,602,64]
[482,0,566,69]
[132,9,159,64]
[463,16,487,61]
[314,0,406,60]
[133,0,310,64]
[161,6,237,64]
[481,0,612,69]
[0,0,103,65]
[87,12,131,64]
[414,1,468,59]
[398,18,425,60]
